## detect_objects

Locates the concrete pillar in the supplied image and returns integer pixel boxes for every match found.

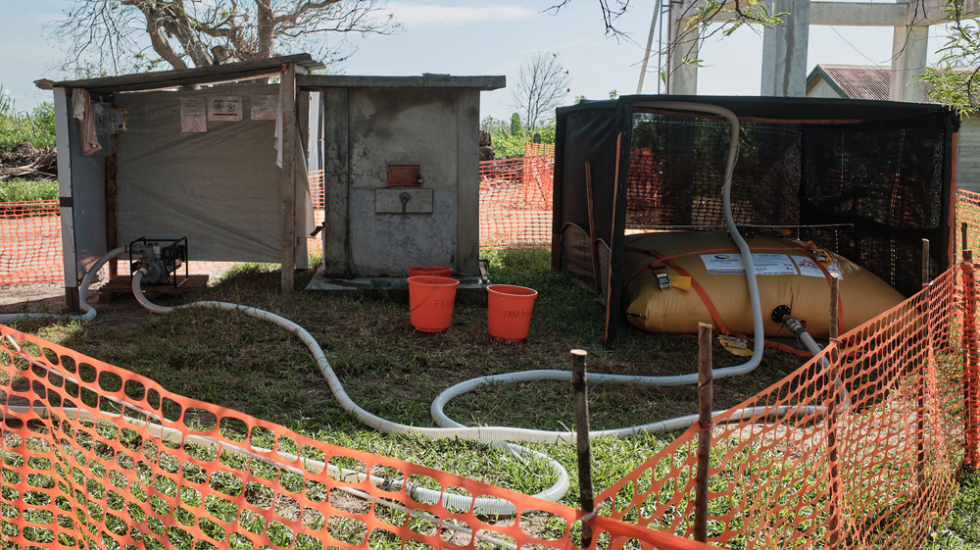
[890,25,929,102]
[668,7,699,95]
[761,0,811,96]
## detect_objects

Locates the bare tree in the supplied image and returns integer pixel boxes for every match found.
[512,52,571,134]
[49,1,400,76]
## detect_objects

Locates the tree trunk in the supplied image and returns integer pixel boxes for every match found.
[134,3,189,70]
[256,1,276,60]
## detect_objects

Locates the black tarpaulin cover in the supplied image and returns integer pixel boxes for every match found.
[552,95,959,345]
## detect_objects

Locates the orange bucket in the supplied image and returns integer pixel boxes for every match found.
[408,266,452,277]
[487,285,538,341]
[408,276,460,332]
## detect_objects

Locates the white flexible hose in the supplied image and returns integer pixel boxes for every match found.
[0,246,128,325]
[645,101,765,375]
[131,270,567,516]
[122,103,770,515]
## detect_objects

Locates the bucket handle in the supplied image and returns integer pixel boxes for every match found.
[410,286,438,312]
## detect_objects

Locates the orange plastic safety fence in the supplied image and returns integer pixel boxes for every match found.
[0,324,711,550]
[524,143,555,158]
[596,265,970,549]
[958,190,980,258]
[479,156,554,250]
[1,201,62,285]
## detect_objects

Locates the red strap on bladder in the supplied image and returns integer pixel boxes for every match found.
[627,247,731,335]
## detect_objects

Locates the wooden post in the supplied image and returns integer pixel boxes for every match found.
[603,133,623,345]
[825,342,843,546]
[571,349,594,548]
[922,238,930,286]
[279,63,297,293]
[918,239,930,489]
[963,249,979,468]
[585,162,601,293]
[964,222,969,260]
[829,273,839,341]
[105,154,118,278]
[694,323,713,544]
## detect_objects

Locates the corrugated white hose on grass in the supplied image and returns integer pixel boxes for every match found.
[126,104,766,514]
[131,270,567,516]
[0,246,128,325]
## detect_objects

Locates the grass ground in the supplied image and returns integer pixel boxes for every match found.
[0,178,58,203]
[2,249,807,511]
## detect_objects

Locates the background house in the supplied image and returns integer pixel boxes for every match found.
[806,64,980,192]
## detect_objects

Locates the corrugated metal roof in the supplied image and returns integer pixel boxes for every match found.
[820,65,894,101]
[810,64,941,102]
[296,74,505,90]
[35,54,325,94]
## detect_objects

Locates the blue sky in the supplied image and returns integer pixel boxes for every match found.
[0,0,958,121]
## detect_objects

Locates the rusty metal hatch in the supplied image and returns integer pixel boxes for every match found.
[387,165,421,187]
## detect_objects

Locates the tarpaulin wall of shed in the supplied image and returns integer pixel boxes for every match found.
[113,84,312,265]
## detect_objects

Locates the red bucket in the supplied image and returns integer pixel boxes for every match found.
[407,266,452,278]
[408,276,460,332]
[487,284,538,341]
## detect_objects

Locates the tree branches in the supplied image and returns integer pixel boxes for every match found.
[48,0,400,76]
[511,52,571,134]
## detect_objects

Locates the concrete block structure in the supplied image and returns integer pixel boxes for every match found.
[301,75,505,291]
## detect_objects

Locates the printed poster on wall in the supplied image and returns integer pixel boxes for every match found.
[180,98,207,132]
[251,94,278,120]
[207,95,243,122]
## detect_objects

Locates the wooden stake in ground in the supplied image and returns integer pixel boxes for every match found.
[571,349,594,548]
[694,323,712,543]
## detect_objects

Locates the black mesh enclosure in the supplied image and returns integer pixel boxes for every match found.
[553,95,958,344]
[627,111,803,229]
[800,116,949,296]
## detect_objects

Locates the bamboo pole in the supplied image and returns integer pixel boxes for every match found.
[694,323,712,543]
[571,349,595,548]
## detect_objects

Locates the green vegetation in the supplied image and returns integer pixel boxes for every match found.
[0,85,56,151]
[924,470,980,549]
[481,115,556,158]
[0,178,58,203]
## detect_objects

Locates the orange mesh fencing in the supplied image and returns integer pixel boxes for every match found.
[958,189,980,257]
[524,143,555,157]
[596,264,972,549]
[0,324,710,550]
[479,156,554,250]
[1,201,62,285]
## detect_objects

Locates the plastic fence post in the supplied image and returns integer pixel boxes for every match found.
[963,250,979,468]
[571,349,595,549]
[826,276,843,547]
[695,323,713,544]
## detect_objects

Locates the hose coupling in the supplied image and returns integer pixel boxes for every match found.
[784,317,806,337]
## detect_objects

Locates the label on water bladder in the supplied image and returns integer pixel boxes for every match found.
[700,253,799,275]
[792,255,843,280]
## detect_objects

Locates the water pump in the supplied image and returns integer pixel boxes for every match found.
[129,237,188,286]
